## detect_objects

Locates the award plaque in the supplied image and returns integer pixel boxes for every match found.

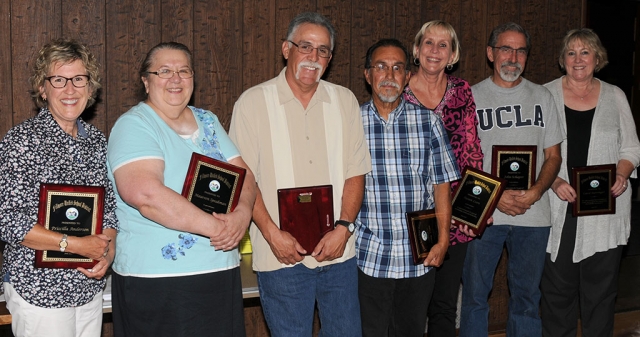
[571,164,616,217]
[35,184,104,269]
[405,209,438,265]
[451,167,506,236]
[492,145,537,190]
[278,185,334,254]
[181,152,246,214]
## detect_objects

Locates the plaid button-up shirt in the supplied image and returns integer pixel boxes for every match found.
[356,99,460,278]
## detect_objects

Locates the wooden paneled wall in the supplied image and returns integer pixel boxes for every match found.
[0,0,583,137]
[0,1,584,334]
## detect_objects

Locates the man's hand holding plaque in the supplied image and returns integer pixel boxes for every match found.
[405,210,439,264]
[492,145,537,190]
[277,185,335,255]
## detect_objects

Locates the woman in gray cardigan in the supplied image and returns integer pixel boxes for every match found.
[540,28,640,337]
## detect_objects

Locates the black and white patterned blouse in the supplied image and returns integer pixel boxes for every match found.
[0,108,118,308]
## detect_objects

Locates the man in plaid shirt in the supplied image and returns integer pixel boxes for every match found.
[356,38,460,337]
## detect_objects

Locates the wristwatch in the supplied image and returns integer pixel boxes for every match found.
[335,220,356,234]
[59,234,68,252]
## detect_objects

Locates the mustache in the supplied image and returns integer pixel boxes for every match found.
[377,80,401,90]
[500,61,522,71]
[298,61,323,71]
[296,61,324,82]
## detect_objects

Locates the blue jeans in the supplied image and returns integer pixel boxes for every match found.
[460,225,550,337]
[257,257,362,337]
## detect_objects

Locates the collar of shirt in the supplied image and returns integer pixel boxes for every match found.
[39,107,88,140]
[275,67,331,107]
[365,97,408,124]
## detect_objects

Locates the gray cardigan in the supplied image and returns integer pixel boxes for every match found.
[545,77,640,262]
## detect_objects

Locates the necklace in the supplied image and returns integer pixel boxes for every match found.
[566,81,594,100]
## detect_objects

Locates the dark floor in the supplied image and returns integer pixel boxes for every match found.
[617,200,640,312]
[617,255,640,313]
[625,190,640,256]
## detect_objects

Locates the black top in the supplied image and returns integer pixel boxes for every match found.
[565,105,596,215]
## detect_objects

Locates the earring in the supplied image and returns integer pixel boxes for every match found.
[413,58,420,66]
[446,63,453,71]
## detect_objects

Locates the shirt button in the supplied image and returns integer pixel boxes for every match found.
[309,160,313,164]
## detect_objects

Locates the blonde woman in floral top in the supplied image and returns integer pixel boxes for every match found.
[403,20,483,337]
[0,39,117,337]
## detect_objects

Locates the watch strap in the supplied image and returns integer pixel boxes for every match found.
[335,220,355,233]
[59,234,68,252]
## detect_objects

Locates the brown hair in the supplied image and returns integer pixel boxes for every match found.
[139,42,193,78]
[138,42,193,99]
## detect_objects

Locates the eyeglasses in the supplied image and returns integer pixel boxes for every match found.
[288,41,332,58]
[45,75,90,88]
[493,46,528,56]
[369,63,407,74]
[146,68,194,79]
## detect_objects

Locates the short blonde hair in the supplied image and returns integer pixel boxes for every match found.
[558,28,608,72]
[413,20,460,65]
[30,39,101,108]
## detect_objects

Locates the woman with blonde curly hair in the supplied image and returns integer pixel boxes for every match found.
[0,38,117,337]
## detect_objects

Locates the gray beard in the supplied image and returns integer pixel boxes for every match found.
[377,92,400,103]
[498,63,523,82]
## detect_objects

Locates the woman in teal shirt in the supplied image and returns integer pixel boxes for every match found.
[107,42,256,337]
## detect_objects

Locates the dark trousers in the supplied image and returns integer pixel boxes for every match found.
[541,212,624,337]
[358,268,436,337]
[112,268,246,337]
[427,242,468,337]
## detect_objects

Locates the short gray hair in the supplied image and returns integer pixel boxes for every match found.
[488,22,531,52]
[286,12,336,50]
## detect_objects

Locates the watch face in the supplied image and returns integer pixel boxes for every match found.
[348,223,355,233]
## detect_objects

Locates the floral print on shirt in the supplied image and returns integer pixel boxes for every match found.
[0,108,118,308]
[404,75,484,245]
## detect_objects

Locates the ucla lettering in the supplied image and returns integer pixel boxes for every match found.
[495,106,512,128]
[477,108,493,130]
[534,105,544,127]
[477,104,545,130]
[514,105,532,127]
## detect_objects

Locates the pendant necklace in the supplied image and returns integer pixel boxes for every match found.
[568,82,594,100]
